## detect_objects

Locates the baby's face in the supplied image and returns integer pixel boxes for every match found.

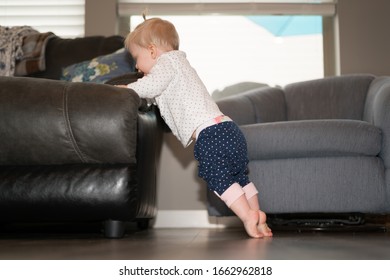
[129,44,156,74]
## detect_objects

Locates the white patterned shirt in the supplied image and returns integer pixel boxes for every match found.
[127,50,223,147]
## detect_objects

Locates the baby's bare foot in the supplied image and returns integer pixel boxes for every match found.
[257,210,273,237]
[243,210,263,238]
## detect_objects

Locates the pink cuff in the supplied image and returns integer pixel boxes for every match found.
[217,183,245,207]
[243,182,258,200]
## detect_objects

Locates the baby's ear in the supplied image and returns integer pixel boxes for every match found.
[148,44,158,59]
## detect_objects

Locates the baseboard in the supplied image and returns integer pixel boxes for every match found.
[152,210,241,228]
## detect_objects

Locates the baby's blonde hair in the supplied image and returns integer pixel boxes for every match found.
[125,18,180,51]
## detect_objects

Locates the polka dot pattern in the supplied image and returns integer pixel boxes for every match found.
[194,121,250,195]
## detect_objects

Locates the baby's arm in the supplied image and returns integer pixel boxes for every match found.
[127,56,175,99]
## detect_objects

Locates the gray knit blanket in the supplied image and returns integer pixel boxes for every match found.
[0,26,38,76]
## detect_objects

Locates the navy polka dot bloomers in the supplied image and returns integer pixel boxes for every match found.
[194,121,250,195]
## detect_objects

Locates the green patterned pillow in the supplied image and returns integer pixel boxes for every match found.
[61,48,135,83]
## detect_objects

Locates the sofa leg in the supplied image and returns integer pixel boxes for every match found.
[103,220,125,238]
[137,219,150,230]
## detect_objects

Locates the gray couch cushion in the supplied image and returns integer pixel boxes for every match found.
[208,156,387,214]
[217,87,286,125]
[250,157,387,213]
[241,119,381,160]
[284,74,375,121]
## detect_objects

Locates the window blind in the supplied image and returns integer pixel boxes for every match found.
[0,0,84,38]
[118,0,336,16]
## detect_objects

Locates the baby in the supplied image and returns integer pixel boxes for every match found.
[117,17,272,238]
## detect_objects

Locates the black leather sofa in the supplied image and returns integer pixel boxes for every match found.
[0,35,162,238]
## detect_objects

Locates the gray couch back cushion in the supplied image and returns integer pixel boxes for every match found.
[217,87,286,125]
[284,74,375,121]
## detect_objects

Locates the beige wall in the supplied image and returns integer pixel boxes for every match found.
[157,134,207,210]
[338,0,390,76]
[85,0,117,36]
[84,0,390,214]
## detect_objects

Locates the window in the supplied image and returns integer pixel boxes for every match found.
[119,1,336,93]
[0,0,84,38]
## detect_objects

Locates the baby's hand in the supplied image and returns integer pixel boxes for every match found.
[115,85,128,88]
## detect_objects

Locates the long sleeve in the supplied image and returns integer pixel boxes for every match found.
[127,55,175,99]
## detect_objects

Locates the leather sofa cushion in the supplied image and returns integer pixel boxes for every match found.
[0,164,137,221]
[241,119,382,160]
[0,76,140,165]
[28,35,126,80]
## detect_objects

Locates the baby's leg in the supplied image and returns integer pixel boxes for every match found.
[231,197,264,238]
[243,183,273,237]
[220,183,263,238]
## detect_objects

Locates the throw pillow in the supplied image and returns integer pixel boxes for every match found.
[60,48,135,83]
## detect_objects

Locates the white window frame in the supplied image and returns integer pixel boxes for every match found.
[118,0,336,16]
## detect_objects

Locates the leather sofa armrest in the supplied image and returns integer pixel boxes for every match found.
[0,76,141,165]
[105,72,152,113]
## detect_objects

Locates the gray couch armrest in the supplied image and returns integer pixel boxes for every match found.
[216,87,287,125]
[364,76,390,168]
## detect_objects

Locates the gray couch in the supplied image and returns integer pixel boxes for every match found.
[208,74,390,225]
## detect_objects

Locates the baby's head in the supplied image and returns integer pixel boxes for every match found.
[125,18,180,52]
